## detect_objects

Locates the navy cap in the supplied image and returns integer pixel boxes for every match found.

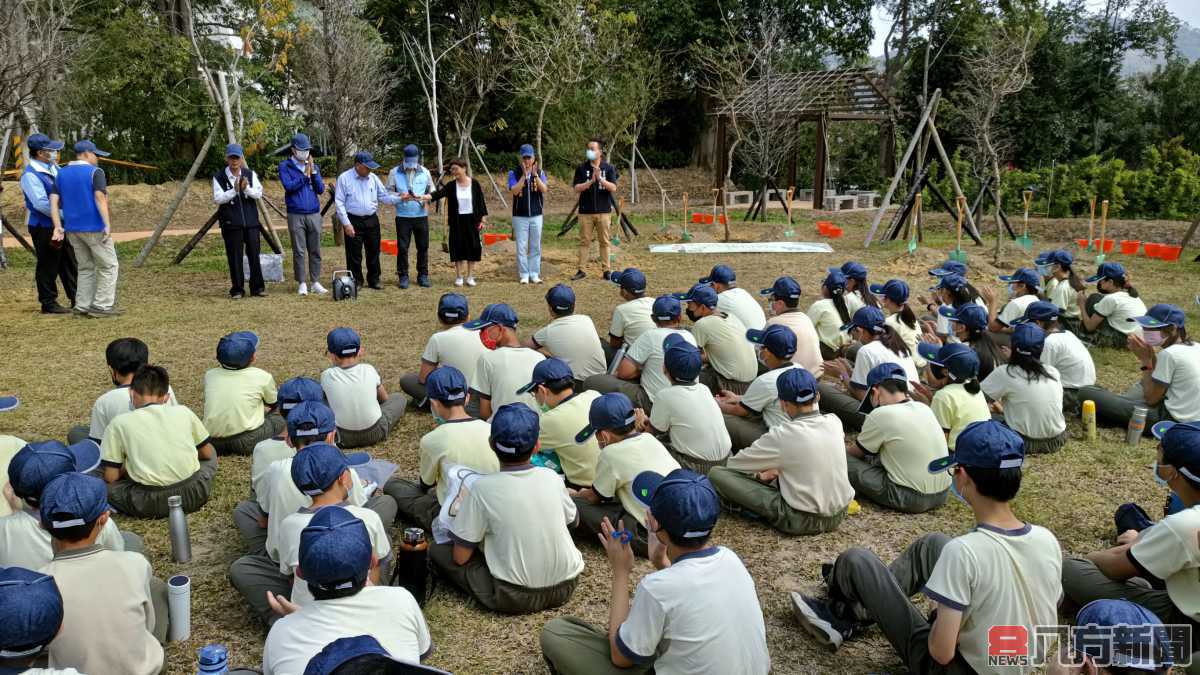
[1013,300,1061,325]
[674,283,718,308]
[651,294,682,321]
[216,330,259,369]
[291,133,312,151]
[1073,599,1172,670]
[1153,421,1200,483]
[760,276,802,301]
[866,362,909,388]
[437,292,468,321]
[823,268,848,292]
[663,334,702,382]
[403,144,420,159]
[490,403,540,455]
[746,325,797,358]
[326,327,362,357]
[545,284,576,312]
[917,343,980,382]
[939,303,989,331]
[291,442,360,496]
[632,469,719,540]
[998,268,1040,289]
[425,366,469,404]
[930,273,969,293]
[464,303,518,330]
[353,150,380,170]
[304,635,428,675]
[72,140,110,157]
[1043,250,1073,267]
[842,306,886,334]
[39,472,109,530]
[0,567,63,657]
[699,264,736,286]
[26,133,64,153]
[611,268,647,295]
[519,144,535,158]
[840,261,868,281]
[868,279,910,305]
[278,377,325,413]
[576,392,636,442]
[929,260,968,277]
[225,143,244,158]
[8,440,101,503]
[1011,323,1046,357]
[299,506,373,591]
[286,401,337,443]
[1086,261,1127,284]
[776,367,818,404]
[0,395,16,412]
[928,420,1024,473]
[516,358,574,394]
[1132,303,1186,330]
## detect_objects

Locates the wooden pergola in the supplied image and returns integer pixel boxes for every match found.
[714,68,896,209]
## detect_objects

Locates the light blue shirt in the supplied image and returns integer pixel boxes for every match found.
[386,165,432,218]
[334,168,400,225]
[19,159,57,222]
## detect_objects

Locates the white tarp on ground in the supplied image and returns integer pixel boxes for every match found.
[647,242,834,254]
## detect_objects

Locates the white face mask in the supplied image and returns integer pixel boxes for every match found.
[47,150,60,164]
[294,149,310,161]
[585,149,598,161]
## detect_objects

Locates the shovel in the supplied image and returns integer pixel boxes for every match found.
[949,195,968,263]
[783,186,796,238]
[680,191,692,242]
[1086,197,1096,252]
[908,193,922,254]
[1016,189,1034,250]
[1095,199,1109,264]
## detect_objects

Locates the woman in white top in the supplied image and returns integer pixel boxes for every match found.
[428,157,489,287]
[989,267,1042,334]
[1035,249,1085,333]
[807,269,854,360]
[981,323,1067,454]
[1077,261,1146,348]
[870,279,925,368]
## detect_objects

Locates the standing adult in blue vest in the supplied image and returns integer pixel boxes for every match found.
[386,144,433,289]
[19,133,76,314]
[212,143,266,299]
[508,144,547,284]
[49,140,119,318]
[278,133,327,296]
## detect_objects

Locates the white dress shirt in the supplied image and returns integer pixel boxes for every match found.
[212,166,263,204]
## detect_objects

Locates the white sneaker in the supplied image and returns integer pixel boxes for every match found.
[520,276,530,284]
[311,282,328,294]
[454,277,464,287]
[466,276,477,287]
[298,282,308,296]
[530,275,542,284]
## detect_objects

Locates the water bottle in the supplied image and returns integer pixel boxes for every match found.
[167,495,192,563]
[394,528,429,607]
[1081,400,1097,441]
[197,644,228,674]
[1126,406,1148,446]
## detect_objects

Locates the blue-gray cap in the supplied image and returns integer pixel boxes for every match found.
[490,403,540,455]
[674,283,718,308]
[663,334,702,382]
[1132,304,1186,331]
[225,143,244,158]
[545,284,575,312]
[1072,599,1172,670]
[286,401,337,441]
[8,440,101,503]
[631,469,719,540]
[463,303,518,330]
[928,420,1024,473]
[1012,300,1061,325]
[298,506,372,591]
[746,325,797,358]
[278,377,325,413]
[699,264,736,286]
[73,140,110,157]
[353,150,380,170]
[516,358,574,395]
[776,367,818,404]
[519,144,535,158]
[611,268,647,295]
[291,133,312,150]
[761,276,802,301]
[0,567,63,657]
[437,293,468,322]
[326,327,362,357]
[290,443,368,496]
[1011,323,1046,357]
[403,144,419,159]
[426,366,468,404]
[39,472,109,530]
[26,133,64,152]
[576,392,636,443]
[217,330,259,369]
[652,294,682,321]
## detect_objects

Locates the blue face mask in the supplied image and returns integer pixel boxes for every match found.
[1153,462,1171,487]
[585,149,598,161]
[432,413,447,425]
[1036,263,1054,277]
[949,473,968,504]
[1007,283,1019,297]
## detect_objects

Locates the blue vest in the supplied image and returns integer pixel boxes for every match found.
[56,163,105,233]
[390,166,431,218]
[22,164,56,228]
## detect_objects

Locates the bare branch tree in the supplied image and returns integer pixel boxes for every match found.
[442,6,513,164]
[0,0,81,126]
[692,21,762,189]
[738,13,803,194]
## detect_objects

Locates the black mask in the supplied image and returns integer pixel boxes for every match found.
[685,309,700,322]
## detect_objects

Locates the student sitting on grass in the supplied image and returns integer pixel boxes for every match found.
[526,284,607,383]
[716,324,800,452]
[790,421,1062,674]
[1050,599,1173,675]
[384,365,497,532]
[807,269,854,360]
[847,363,950,514]
[430,403,584,614]
[872,279,925,367]
[677,283,757,395]
[1013,301,1095,414]
[1079,304,1200,431]
[204,330,283,455]
[641,335,731,474]
[101,364,217,518]
[540,469,770,675]
[709,368,852,535]
[819,306,918,433]
[519,358,601,488]
[839,261,875,311]
[40,472,167,675]
[988,267,1042,335]
[938,299,1005,380]
[923,261,981,343]
[572,392,680,558]
[605,268,656,364]
[587,295,695,412]
[68,336,176,445]
[762,275,823,375]
[1036,249,1085,334]
[915,343,989,449]
[982,323,1068,454]
[0,567,73,675]
[262,506,432,675]
[321,327,406,449]
[1077,262,1146,348]
[700,263,766,330]
[464,303,546,419]
[398,292,486,417]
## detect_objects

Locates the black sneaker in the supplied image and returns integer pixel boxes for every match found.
[251,290,268,298]
[41,304,71,314]
[417,275,431,288]
[398,275,410,289]
[231,292,245,300]
[368,283,383,290]
[790,592,855,651]
[571,270,586,281]
[602,270,612,280]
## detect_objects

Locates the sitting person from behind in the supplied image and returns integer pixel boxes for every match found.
[322,327,406,449]
[203,330,282,455]
[69,336,177,445]
[398,292,486,417]
[519,358,601,488]
[642,335,731,474]
[716,324,801,452]
[525,284,607,383]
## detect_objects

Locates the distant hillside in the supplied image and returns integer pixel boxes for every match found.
[1123,21,1200,75]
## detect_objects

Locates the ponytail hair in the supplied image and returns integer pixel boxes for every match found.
[952,283,982,307]
[1065,266,1085,292]
[1006,351,1056,382]
[963,377,982,395]
[879,325,911,357]
[858,281,881,309]
[830,289,851,324]
[897,303,918,330]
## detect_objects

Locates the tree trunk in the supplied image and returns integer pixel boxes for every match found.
[535,95,551,162]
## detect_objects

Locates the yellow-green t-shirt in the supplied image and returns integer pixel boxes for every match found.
[203,366,277,437]
[101,404,208,486]
[930,383,991,449]
[856,400,952,495]
[418,418,499,504]
[691,313,757,383]
[539,391,602,486]
[592,433,680,527]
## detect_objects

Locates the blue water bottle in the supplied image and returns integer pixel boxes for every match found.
[198,644,228,674]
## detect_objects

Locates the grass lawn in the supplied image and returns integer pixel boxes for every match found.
[1,206,1197,674]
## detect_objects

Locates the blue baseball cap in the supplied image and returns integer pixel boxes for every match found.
[823,269,848,292]
[868,279,910,305]
[760,276,802,301]
[1011,323,1046,357]
[866,362,909,388]
[776,367,818,404]
[403,144,420,159]
[217,330,259,369]
[1086,261,1127,284]
[490,403,540,455]
[278,377,325,413]
[425,366,469,404]
[291,442,367,496]
[651,294,682,321]
[437,292,468,322]
[998,268,1041,289]
[1072,600,1172,671]
[545,284,576,312]
[842,306,886,334]
[516,358,574,394]
[939,303,989,331]
[1013,300,1061,325]
[73,140,110,157]
[663,334,702,382]
[353,150,380,170]
[929,260,968,277]
[631,469,719,540]
[0,395,18,412]
[39,472,109,531]
[928,420,1025,473]
[1152,422,1200,482]
[840,261,868,281]
[26,133,64,152]
[286,401,337,442]
[291,133,312,151]
[1132,304,1186,330]
[917,343,980,382]
[519,144,535,158]
[699,264,736,286]
[674,283,718,308]
[464,303,519,330]
[304,635,438,675]
[8,440,101,503]
[326,327,362,357]
[0,567,63,657]
[576,392,636,443]
[930,273,969,293]
[746,325,797,359]
[225,143,244,158]
[611,268,647,295]
[1041,250,1073,267]
[299,506,373,592]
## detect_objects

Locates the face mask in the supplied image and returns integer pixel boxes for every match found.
[1142,330,1166,347]
[585,149,598,161]
[949,474,968,504]
[765,302,776,317]
[48,150,60,164]
[1036,264,1054,277]
[294,149,310,161]
[1153,462,1171,487]
[685,308,700,322]
[432,413,447,425]
[539,402,552,413]
[479,328,500,350]
[756,348,769,368]
[1007,283,1019,297]
[403,158,418,170]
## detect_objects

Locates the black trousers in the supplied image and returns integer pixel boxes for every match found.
[221,226,264,296]
[30,226,77,309]
[395,216,429,278]
[345,213,382,287]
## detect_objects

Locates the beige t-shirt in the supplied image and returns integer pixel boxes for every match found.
[532,314,607,379]
[278,504,393,606]
[1093,291,1147,335]
[717,287,767,331]
[0,508,125,569]
[625,327,696,402]
[739,364,801,429]
[856,400,952,494]
[692,313,757,383]
[726,412,853,516]
[101,404,208,486]
[262,459,370,563]
[88,385,177,441]
[1045,278,1081,318]
[1131,505,1200,621]
[203,366,277,437]
[321,363,382,431]
[593,434,680,527]
[419,418,498,504]
[930,383,991,449]
[539,391,602,486]
[766,310,824,375]
[0,434,26,518]
[609,297,656,346]
[420,324,489,383]
[470,347,545,418]
[981,364,1066,439]
[649,383,731,462]
[251,437,292,505]
[806,299,851,351]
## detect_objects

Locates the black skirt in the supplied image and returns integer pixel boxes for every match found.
[448,213,482,262]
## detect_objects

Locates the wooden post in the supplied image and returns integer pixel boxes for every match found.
[813,113,828,210]
[720,192,730,242]
[1099,199,1109,250]
[1,213,37,255]
[926,119,980,242]
[714,117,728,189]
[172,211,221,264]
[711,188,719,225]
[786,187,795,228]
[256,200,284,253]
[1179,212,1199,252]
[864,90,942,247]
[1087,197,1096,247]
